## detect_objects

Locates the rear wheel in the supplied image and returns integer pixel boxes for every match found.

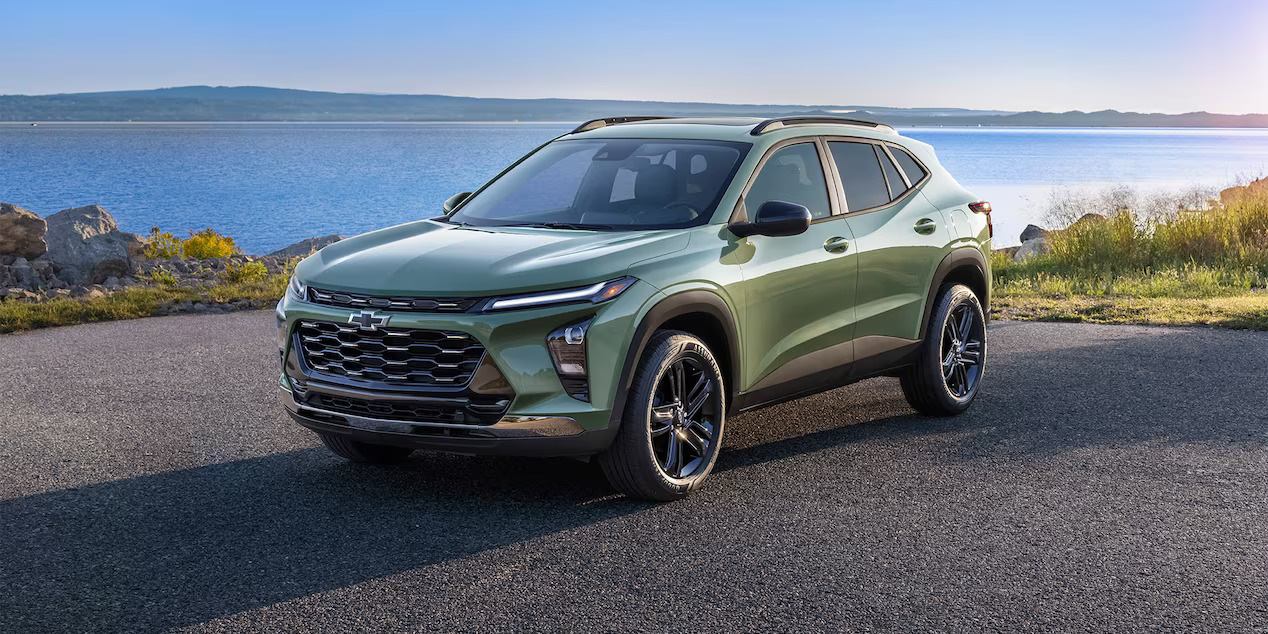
[900,283,986,416]
[318,432,414,464]
[599,331,725,501]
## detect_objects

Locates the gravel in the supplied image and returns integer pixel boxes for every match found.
[2,314,1266,632]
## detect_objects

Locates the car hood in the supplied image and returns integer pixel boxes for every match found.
[295,220,690,296]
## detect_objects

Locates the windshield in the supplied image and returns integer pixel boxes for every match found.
[449,138,750,230]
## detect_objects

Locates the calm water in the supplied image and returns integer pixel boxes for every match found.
[2,123,1267,252]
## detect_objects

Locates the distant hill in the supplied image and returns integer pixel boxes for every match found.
[1,86,1264,127]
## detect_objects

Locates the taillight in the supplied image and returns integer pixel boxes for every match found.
[969,201,993,238]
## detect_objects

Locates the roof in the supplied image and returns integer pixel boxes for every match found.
[565,116,902,144]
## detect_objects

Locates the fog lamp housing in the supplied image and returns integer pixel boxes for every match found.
[547,317,593,401]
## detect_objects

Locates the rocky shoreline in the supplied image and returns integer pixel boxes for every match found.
[0,202,339,304]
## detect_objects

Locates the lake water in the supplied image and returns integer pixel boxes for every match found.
[2,123,1267,252]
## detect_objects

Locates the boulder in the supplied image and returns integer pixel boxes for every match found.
[44,205,146,284]
[268,235,342,258]
[1013,237,1051,262]
[1071,213,1106,227]
[1019,224,1049,243]
[10,257,37,288]
[1219,177,1268,206]
[0,203,48,259]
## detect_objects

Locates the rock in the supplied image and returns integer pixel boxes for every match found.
[268,235,342,258]
[1071,213,1106,227]
[1013,237,1051,262]
[1219,177,1268,206]
[10,257,37,288]
[44,205,145,284]
[50,288,71,298]
[1019,224,1049,243]
[0,203,48,259]
[69,285,91,297]
[103,276,122,291]
[84,288,106,299]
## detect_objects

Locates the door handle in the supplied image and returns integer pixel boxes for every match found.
[823,236,850,253]
[914,218,937,235]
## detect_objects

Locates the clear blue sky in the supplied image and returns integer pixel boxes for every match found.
[2,0,1265,113]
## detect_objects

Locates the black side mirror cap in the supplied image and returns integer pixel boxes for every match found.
[728,200,812,238]
[443,192,472,215]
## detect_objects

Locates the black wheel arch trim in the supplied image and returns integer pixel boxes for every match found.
[920,247,990,336]
[610,290,742,428]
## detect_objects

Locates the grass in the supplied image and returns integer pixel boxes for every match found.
[993,182,1268,329]
[0,274,288,334]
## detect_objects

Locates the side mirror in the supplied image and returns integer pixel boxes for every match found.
[443,192,472,215]
[728,200,812,238]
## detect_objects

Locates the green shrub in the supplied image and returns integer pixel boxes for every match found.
[222,260,268,283]
[148,269,180,287]
[143,226,183,259]
[184,228,240,259]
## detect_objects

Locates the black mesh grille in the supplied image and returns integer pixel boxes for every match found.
[297,320,484,386]
[308,288,482,313]
[305,393,509,425]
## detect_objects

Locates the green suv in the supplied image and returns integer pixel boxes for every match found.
[277,116,992,500]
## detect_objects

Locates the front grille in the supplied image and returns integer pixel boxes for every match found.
[297,320,484,385]
[308,288,482,313]
[305,392,509,425]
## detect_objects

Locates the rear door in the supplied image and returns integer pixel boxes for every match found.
[828,139,948,345]
[735,140,858,395]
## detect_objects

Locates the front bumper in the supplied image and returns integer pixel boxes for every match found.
[280,387,616,456]
[275,280,661,456]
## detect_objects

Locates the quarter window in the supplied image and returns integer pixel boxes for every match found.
[745,143,832,220]
[889,145,928,185]
[877,146,908,199]
[828,141,889,212]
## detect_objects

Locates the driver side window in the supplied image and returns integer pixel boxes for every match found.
[745,143,832,220]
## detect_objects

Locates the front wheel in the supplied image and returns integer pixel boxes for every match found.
[599,331,726,501]
[900,283,987,416]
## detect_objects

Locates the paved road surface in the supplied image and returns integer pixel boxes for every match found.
[2,313,1267,632]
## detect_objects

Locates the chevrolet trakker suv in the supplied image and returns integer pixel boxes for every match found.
[277,116,992,501]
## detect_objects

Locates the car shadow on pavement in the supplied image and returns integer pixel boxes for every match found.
[4,323,1266,631]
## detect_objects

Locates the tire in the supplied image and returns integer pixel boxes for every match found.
[318,432,414,464]
[900,283,987,416]
[599,330,726,501]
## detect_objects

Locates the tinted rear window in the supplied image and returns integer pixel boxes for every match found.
[889,145,928,184]
[877,146,907,199]
[828,141,889,212]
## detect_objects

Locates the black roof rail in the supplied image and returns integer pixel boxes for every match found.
[571,116,678,134]
[750,116,894,135]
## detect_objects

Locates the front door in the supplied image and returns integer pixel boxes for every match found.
[736,141,858,397]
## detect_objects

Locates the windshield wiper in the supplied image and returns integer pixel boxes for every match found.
[500,222,617,230]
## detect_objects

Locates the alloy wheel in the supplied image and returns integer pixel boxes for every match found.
[941,303,984,398]
[649,357,720,479]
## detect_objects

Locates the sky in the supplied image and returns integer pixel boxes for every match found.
[2,0,1266,114]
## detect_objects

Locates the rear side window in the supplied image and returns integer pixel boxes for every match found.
[876,147,908,199]
[889,145,928,185]
[828,141,889,212]
[745,143,832,220]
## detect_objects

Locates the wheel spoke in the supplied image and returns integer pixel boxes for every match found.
[670,362,686,403]
[954,364,969,396]
[690,420,713,441]
[662,433,680,476]
[957,309,973,347]
[960,351,980,365]
[684,375,712,418]
[946,311,961,341]
[683,429,706,454]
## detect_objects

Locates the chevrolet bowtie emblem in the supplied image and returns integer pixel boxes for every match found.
[349,310,390,330]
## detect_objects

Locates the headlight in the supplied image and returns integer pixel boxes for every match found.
[287,275,308,301]
[484,277,635,311]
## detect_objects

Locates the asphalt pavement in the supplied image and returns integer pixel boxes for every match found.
[2,312,1267,632]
